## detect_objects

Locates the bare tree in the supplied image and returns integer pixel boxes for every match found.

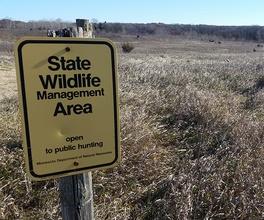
[91,18,98,24]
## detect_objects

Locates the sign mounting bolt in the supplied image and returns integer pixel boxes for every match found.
[66,47,71,52]
[74,161,79,166]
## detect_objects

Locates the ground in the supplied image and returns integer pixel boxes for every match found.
[2,32,264,219]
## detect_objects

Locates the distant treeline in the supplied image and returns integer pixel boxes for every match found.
[0,18,75,31]
[1,18,264,41]
[95,22,264,41]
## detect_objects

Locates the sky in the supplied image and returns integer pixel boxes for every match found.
[1,0,264,26]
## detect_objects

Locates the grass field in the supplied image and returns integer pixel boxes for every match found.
[1,30,264,219]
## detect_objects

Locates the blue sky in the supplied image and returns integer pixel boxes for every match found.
[1,0,264,26]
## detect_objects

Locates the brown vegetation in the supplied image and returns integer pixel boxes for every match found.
[2,30,264,219]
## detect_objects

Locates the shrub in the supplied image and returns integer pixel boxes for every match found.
[121,41,134,53]
[256,74,264,89]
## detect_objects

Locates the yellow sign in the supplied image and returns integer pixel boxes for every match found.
[15,37,120,181]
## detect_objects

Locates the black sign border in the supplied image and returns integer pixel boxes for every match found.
[17,39,119,179]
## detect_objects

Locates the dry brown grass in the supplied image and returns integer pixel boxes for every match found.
[2,30,264,219]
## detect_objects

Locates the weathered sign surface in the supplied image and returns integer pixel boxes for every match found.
[15,37,120,181]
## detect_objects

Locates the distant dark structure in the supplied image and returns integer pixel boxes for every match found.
[47,19,93,38]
